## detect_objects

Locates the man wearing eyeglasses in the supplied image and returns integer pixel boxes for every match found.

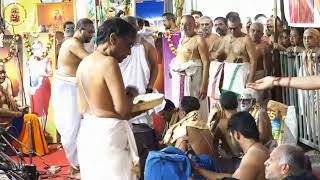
[52,18,94,177]
[213,14,257,97]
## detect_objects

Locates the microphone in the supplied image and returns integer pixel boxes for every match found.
[0,127,10,134]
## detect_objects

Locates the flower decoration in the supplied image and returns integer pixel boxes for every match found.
[164,31,177,55]
[23,33,54,61]
[0,34,20,63]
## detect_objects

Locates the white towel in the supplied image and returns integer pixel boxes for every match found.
[119,43,150,94]
[170,60,209,120]
[221,62,249,96]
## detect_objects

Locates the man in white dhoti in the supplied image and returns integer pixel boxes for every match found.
[76,18,139,180]
[213,14,257,97]
[170,15,209,120]
[119,16,158,124]
[120,16,159,125]
[52,18,94,175]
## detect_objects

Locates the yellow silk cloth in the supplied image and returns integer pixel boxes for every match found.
[13,114,49,156]
[164,111,209,145]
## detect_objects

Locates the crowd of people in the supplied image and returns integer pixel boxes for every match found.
[0,7,319,180]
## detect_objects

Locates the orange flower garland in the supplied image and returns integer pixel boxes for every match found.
[0,35,20,63]
[22,33,54,61]
[164,31,177,55]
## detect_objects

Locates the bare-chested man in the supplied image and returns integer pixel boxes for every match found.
[208,91,242,173]
[52,18,94,173]
[164,96,217,157]
[162,12,179,32]
[264,16,284,45]
[0,64,48,156]
[200,16,225,108]
[249,22,272,79]
[170,15,209,120]
[199,16,220,59]
[194,112,270,180]
[214,14,256,96]
[76,18,139,179]
[191,10,203,33]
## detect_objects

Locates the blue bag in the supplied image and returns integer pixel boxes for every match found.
[144,146,192,180]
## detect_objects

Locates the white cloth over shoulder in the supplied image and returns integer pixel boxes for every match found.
[51,74,80,167]
[119,43,150,94]
[170,59,209,120]
[77,114,139,180]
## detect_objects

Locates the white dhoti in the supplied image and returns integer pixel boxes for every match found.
[119,43,150,94]
[207,61,224,100]
[170,60,209,120]
[221,62,250,96]
[51,75,80,167]
[77,114,139,180]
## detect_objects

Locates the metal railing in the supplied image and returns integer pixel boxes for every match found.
[279,51,320,150]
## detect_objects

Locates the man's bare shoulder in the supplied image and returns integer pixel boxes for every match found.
[243,143,269,164]
[61,37,82,49]
[210,34,220,41]
[81,53,118,69]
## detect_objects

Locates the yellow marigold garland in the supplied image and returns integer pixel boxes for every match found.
[0,34,20,63]
[164,31,177,55]
[22,33,54,61]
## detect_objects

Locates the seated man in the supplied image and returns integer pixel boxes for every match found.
[265,144,317,180]
[164,96,217,158]
[194,112,270,180]
[239,88,273,146]
[0,66,48,156]
[208,92,242,173]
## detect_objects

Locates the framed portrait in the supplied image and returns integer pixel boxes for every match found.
[37,2,74,32]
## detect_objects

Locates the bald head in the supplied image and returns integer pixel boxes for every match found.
[180,15,195,36]
[182,15,195,23]
[303,28,320,50]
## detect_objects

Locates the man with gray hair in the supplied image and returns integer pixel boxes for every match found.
[264,144,317,180]
[249,22,272,80]
[199,16,220,60]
